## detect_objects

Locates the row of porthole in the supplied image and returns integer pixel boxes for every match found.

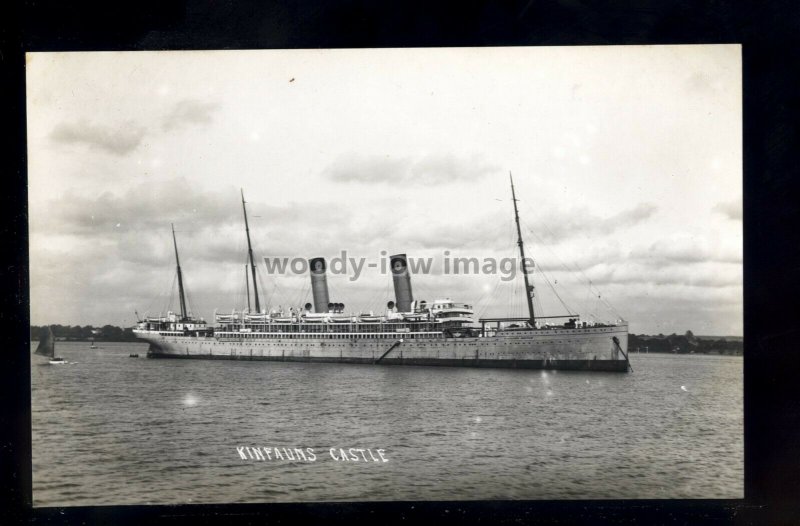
[179,341,593,349]
[187,349,580,359]
[169,329,616,339]
[511,328,614,335]
[216,334,471,340]
[184,341,584,348]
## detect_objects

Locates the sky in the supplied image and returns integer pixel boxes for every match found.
[26,46,742,335]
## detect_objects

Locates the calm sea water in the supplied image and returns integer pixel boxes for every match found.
[31,342,743,506]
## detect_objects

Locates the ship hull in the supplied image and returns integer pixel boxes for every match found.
[146,353,628,371]
[135,324,630,372]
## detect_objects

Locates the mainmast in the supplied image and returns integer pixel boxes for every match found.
[510,173,536,328]
[245,264,251,312]
[241,189,261,313]
[172,223,188,320]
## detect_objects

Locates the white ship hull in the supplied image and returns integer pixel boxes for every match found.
[134,323,629,372]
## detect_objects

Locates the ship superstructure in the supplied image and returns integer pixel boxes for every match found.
[134,181,631,372]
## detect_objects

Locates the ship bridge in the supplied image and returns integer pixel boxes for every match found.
[429,298,474,323]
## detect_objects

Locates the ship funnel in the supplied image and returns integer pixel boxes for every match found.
[309,257,330,313]
[390,253,414,312]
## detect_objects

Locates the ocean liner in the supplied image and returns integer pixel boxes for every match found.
[134,178,631,372]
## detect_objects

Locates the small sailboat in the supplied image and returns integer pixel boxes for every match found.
[34,326,65,364]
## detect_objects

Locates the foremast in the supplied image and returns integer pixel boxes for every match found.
[510,173,536,328]
[241,189,261,314]
[171,223,188,320]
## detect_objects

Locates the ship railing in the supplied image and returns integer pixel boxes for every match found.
[476,316,630,336]
[439,317,475,325]
[401,312,432,321]
[300,313,352,322]
[211,330,446,341]
[431,303,473,311]
[435,312,475,320]
[477,315,576,336]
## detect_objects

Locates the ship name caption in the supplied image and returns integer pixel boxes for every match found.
[237,446,389,463]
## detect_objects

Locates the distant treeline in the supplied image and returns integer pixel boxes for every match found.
[630,331,742,355]
[30,325,743,353]
[30,324,139,342]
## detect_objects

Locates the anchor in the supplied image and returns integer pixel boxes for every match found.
[375,339,403,364]
[612,336,633,372]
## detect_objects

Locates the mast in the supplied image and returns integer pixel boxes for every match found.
[510,173,536,327]
[245,264,251,312]
[241,189,261,313]
[172,223,188,320]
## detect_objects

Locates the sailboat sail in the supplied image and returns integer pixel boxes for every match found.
[34,326,55,358]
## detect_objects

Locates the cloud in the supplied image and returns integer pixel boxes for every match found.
[50,119,146,155]
[34,179,239,236]
[526,203,658,244]
[411,155,499,184]
[48,98,220,157]
[31,179,367,268]
[582,261,743,289]
[324,154,500,184]
[29,185,741,335]
[606,203,659,230]
[392,214,514,252]
[629,236,741,265]
[162,99,220,131]
[712,197,742,220]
